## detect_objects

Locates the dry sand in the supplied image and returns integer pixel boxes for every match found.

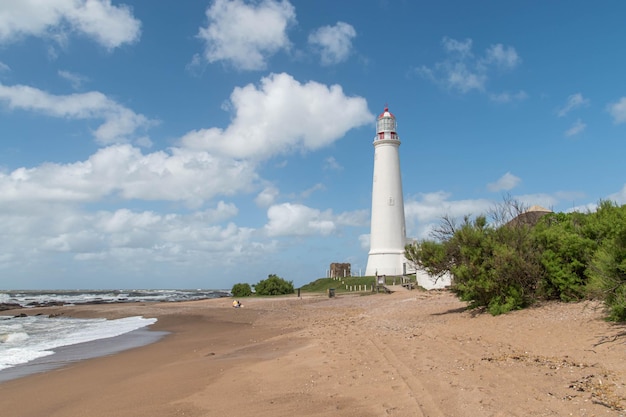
[1,290,626,417]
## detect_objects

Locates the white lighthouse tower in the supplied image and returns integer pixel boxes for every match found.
[365,107,408,277]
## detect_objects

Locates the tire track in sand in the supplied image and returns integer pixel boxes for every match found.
[366,336,446,417]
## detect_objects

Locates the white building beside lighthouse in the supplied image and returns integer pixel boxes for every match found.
[365,107,409,277]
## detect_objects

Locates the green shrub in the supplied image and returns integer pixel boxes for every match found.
[231,282,252,297]
[454,217,540,314]
[532,212,595,301]
[254,274,294,296]
[406,199,626,319]
[406,206,542,315]
[588,228,626,321]
[487,286,524,316]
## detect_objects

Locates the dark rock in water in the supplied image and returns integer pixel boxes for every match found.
[25,301,65,308]
[13,313,28,318]
[0,303,22,311]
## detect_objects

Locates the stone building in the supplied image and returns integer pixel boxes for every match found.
[329,263,351,278]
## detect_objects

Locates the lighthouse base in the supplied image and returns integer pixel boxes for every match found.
[366,251,452,290]
[365,251,408,277]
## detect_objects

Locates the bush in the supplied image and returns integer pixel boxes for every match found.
[231,282,252,297]
[406,206,542,315]
[254,274,294,296]
[587,227,626,321]
[406,198,626,318]
[533,212,595,301]
[450,216,540,314]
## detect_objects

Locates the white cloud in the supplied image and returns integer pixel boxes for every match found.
[336,209,368,227]
[484,43,521,69]
[403,190,562,241]
[417,37,521,94]
[0,144,260,208]
[489,90,528,103]
[442,37,473,57]
[255,185,279,207]
[607,97,626,124]
[180,72,373,160]
[0,0,141,49]
[565,119,586,137]
[58,70,89,89]
[487,172,521,192]
[567,202,598,214]
[0,82,155,145]
[298,183,325,199]
[358,233,369,251]
[262,203,366,239]
[608,184,626,205]
[308,21,356,65]
[197,0,296,71]
[0,61,9,72]
[0,203,264,278]
[557,93,589,117]
[405,191,493,223]
[323,156,343,171]
[513,193,559,211]
[404,191,493,239]
[446,66,486,93]
[264,203,335,237]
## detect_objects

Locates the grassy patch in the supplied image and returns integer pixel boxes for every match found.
[299,276,409,293]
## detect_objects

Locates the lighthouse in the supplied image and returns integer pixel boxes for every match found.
[365,107,409,277]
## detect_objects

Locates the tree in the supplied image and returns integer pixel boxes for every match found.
[231,282,252,297]
[254,274,294,296]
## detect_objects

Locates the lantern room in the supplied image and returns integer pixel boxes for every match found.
[375,107,399,141]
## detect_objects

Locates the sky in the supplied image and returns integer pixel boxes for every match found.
[1,0,625,290]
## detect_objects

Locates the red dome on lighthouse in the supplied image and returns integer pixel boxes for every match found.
[378,106,395,119]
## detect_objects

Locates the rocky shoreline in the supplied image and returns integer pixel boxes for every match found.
[0,303,23,312]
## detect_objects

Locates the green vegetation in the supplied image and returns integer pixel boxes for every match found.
[231,282,252,297]
[406,213,541,315]
[586,201,626,321]
[254,274,295,296]
[532,211,595,301]
[405,199,626,320]
[299,276,379,293]
[231,275,378,299]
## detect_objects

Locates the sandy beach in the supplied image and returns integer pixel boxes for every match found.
[1,290,626,417]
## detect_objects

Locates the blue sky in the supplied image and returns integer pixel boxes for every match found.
[1,1,625,290]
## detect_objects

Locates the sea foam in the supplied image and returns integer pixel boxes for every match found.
[0,315,157,372]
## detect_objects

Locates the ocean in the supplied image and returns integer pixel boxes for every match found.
[0,289,229,382]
